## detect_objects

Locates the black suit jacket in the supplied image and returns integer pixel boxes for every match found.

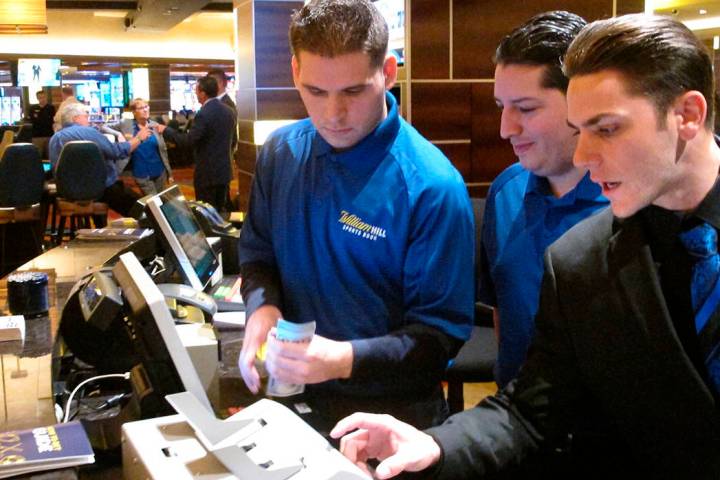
[428,207,720,479]
[219,93,238,154]
[163,97,235,187]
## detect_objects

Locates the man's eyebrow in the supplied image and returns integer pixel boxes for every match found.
[300,82,325,91]
[567,113,616,130]
[299,82,368,91]
[494,96,538,104]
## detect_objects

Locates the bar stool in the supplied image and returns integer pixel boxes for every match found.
[54,141,109,244]
[0,143,45,274]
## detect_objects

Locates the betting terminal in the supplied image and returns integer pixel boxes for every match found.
[24,185,369,479]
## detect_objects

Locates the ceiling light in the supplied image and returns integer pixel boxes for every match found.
[93,11,129,18]
[683,15,720,31]
[700,9,708,15]
[0,0,47,34]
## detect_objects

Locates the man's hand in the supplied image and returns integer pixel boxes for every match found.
[330,413,442,479]
[155,124,167,134]
[238,305,281,393]
[265,330,353,385]
[135,126,152,142]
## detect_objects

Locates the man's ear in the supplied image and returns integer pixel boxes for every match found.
[291,55,301,89]
[674,90,707,141]
[383,55,398,90]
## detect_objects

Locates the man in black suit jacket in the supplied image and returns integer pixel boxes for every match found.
[158,75,235,212]
[208,68,238,152]
[331,14,720,479]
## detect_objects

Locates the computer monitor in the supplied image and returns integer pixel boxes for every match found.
[112,251,213,415]
[144,185,220,291]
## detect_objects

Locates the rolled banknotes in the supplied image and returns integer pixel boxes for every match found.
[266,319,316,397]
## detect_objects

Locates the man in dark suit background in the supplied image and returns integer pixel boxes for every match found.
[158,75,235,213]
[208,68,236,112]
[331,14,720,479]
[208,68,238,209]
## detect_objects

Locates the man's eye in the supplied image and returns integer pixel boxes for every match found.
[598,125,618,136]
[518,107,537,114]
[307,88,325,96]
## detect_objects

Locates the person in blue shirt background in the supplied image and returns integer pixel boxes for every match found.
[480,11,609,387]
[237,0,474,430]
[110,98,173,195]
[49,101,150,217]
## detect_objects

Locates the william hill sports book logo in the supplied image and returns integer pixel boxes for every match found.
[338,210,387,241]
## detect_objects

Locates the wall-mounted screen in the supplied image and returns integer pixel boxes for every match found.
[17,58,61,87]
[110,74,124,107]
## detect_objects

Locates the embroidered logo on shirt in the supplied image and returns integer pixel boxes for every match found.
[338,210,387,241]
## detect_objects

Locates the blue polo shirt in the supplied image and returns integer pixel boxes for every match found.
[49,124,131,187]
[240,92,474,375]
[479,163,608,387]
[131,123,165,178]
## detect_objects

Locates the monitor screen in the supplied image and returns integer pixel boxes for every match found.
[17,59,61,87]
[112,251,213,415]
[109,74,124,107]
[145,185,219,290]
[373,0,404,65]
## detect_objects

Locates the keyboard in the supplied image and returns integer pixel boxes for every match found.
[207,275,245,312]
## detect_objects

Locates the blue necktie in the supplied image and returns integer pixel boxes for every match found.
[679,222,720,393]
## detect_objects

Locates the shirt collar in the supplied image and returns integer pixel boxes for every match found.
[526,171,602,205]
[639,175,720,262]
[691,175,720,230]
[311,91,400,169]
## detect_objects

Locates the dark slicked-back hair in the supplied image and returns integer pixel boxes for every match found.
[196,75,219,98]
[289,0,388,69]
[494,11,587,92]
[563,14,715,129]
[207,68,228,87]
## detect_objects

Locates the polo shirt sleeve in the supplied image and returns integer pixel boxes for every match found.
[477,188,498,307]
[400,178,475,340]
[349,176,475,385]
[238,141,283,316]
[89,127,131,161]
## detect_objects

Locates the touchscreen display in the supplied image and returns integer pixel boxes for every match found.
[159,197,216,287]
[81,277,102,315]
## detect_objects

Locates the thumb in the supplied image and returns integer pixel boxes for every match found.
[375,453,412,479]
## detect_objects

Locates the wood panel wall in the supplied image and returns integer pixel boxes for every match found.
[234,0,305,211]
[233,0,645,206]
[409,0,644,197]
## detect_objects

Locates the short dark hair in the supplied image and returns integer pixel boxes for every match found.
[207,68,228,87]
[196,75,219,98]
[36,90,45,97]
[289,0,388,69]
[494,11,587,92]
[563,14,715,129]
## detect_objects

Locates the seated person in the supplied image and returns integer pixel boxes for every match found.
[237,0,474,430]
[109,98,174,195]
[48,102,151,217]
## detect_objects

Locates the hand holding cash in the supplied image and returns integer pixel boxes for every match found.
[265,319,354,397]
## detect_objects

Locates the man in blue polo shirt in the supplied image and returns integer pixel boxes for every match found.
[49,102,150,217]
[481,11,609,387]
[238,0,474,429]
